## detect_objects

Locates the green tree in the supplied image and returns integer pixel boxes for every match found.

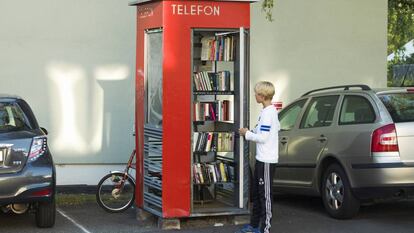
[262,0,275,21]
[388,0,414,86]
[388,0,414,55]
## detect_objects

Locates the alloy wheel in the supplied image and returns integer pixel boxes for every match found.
[324,172,344,210]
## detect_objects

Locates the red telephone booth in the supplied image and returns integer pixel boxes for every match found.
[131,0,254,218]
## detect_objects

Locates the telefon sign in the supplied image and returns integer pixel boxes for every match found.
[171,4,220,16]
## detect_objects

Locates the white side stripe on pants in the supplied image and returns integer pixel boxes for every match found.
[264,163,272,233]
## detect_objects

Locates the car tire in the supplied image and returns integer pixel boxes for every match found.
[35,197,56,228]
[321,164,360,219]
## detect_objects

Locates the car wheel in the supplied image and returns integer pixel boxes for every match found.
[35,197,56,228]
[321,164,360,219]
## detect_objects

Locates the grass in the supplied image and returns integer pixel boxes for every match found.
[56,193,96,207]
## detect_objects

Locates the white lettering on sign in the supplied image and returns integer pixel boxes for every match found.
[138,7,154,19]
[171,4,220,16]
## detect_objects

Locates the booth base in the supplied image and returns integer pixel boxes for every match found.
[137,207,249,230]
[135,208,156,221]
[155,214,249,230]
[158,218,181,230]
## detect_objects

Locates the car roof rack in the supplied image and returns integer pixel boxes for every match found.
[301,85,372,97]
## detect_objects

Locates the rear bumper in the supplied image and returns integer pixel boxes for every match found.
[0,163,55,205]
[349,163,414,199]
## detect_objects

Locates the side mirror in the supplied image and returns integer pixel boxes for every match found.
[40,127,48,135]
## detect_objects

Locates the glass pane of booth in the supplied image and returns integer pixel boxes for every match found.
[143,29,164,216]
[146,30,163,128]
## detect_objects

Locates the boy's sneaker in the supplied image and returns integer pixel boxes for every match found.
[235,224,261,233]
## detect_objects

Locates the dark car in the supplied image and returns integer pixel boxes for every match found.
[0,94,55,227]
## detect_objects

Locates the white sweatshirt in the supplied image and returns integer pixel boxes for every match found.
[245,105,280,163]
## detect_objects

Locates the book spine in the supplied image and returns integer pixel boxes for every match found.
[214,162,221,182]
[209,164,217,183]
[219,162,227,182]
[209,104,216,121]
[193,132,199,152]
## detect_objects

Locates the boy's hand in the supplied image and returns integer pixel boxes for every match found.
[239,128,248,136]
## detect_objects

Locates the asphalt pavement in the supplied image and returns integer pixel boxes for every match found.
[1,194,414,233]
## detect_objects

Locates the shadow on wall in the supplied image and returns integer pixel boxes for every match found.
[46,62,130,156]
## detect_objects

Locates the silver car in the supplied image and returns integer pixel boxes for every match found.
[274,85,414,219]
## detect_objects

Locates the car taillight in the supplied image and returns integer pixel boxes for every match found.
[31,188,52,197]
[29,137,47,162]
[407,88,414,93]
[371,124,399,152]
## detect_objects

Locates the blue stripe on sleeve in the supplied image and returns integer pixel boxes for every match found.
[261,128,270,132]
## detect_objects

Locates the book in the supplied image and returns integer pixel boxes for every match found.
[208,164,217,182]
[214,162,221,182]
[193,132,199,152]
[205,132,213,152]
[197,163,204,184]
[227,164,235,182]
[219,162,227,182]
[201,36,214,61]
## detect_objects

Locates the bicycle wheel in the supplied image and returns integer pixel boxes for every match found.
[96,172,135,213]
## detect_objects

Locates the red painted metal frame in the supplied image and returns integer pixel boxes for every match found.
[135,0,163,210]
[134,0,250,218]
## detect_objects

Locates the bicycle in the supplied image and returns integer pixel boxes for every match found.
[96,149,136,213]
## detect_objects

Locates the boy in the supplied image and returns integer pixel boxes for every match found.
[238,81,280,233]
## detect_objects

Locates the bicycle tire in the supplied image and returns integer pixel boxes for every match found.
[96,172,135,213]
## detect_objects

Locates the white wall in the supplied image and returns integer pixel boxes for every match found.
[250,0,387,119]
[0,0,387,185]
[0,0,136,184]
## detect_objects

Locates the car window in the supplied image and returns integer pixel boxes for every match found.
[378,93,414,123]
[339,96,375,125]
[300,96,339,128]
[279,99,307,131]
[0,102,31,132]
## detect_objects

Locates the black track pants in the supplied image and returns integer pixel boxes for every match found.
[250,161,276,233]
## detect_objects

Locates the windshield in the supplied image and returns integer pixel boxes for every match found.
[0,102,32,132]
[378,93,414,123]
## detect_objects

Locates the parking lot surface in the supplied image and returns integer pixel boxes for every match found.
[1,195,414,233]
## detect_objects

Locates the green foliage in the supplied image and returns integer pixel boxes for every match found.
[388,0,414,86]
[388,0,414,55]
[262,0,275,21]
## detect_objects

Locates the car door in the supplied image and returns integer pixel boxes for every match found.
[286,95,340,186]
[275,98,308,185]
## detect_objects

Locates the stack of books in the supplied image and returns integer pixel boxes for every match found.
[193,132,234,152]
[200,35,235,61]
[193,162,235,184]
[193,100,231,121]
[193,71,231,91]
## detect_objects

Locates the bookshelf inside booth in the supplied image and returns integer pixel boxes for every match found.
[191,28,250,215]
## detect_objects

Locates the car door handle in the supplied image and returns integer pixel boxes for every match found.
[280,137,288,145]
[317,135,327,142]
